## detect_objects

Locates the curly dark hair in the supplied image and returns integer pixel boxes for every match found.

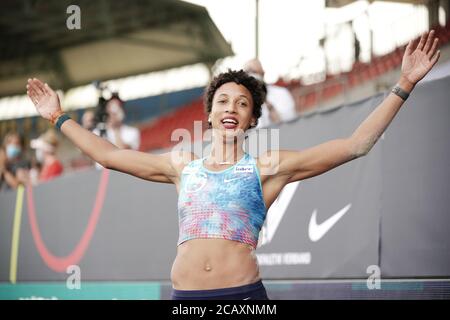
[204,69,266,129]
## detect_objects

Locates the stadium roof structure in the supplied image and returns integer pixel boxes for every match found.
[0,0,233,98]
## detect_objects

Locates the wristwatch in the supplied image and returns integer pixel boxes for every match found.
[391,85,410,101]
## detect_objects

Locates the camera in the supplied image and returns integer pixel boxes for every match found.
[92,81,111,138]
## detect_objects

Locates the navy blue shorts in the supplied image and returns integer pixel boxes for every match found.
[171,279,269,300]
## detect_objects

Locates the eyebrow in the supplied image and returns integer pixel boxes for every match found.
[216,94,250,100]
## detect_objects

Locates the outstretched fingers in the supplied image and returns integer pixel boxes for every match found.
[27,85,39,105]
[405,39,415,56]
[43,82,53,96]
[31,78,45,96]
[416,31,428,51]
[27,79,42,97]
[33,78,52,96]
[423,30,435,54]
[27,79,46,105]
[427,38,439,59]
[430,49,440,67]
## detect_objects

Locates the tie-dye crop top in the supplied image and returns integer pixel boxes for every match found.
[177,153,267,249]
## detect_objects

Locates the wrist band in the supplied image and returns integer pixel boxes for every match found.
[55,113,71,130]
[391,85,410,101]
[50,110,65,125]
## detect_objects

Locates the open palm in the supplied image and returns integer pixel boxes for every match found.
[26,78,62,122]
[401,30,440,84]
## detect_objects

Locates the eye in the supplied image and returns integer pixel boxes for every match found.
[217,99,227,104]
[239,101,248,107]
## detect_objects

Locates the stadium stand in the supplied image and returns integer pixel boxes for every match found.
[137,21,450,152]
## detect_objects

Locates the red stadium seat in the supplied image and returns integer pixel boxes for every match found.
[139,97,206,151]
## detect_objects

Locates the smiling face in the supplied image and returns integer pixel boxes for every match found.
[209,82,256,137]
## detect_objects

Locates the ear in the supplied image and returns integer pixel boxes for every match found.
[207,114,212,128]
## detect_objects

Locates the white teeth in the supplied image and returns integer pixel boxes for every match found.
[222,119,237,124]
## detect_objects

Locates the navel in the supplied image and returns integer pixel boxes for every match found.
[204,263,212,272]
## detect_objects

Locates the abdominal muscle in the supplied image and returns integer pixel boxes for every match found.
[170,238,261,290]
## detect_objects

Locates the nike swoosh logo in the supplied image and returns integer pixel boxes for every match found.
[308,203,352,242]
[243,297,251,300]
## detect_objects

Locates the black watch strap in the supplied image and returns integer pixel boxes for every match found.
[391,85,410,101]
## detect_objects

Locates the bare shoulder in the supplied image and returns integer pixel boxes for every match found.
[255,150,284,183]
[167,150,199,176]
[255,150,290,170]
[256,149,304,181]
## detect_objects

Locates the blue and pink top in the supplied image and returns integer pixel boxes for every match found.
[177,153,267,249]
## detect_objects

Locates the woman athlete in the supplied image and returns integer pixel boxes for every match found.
[26,30,440,300]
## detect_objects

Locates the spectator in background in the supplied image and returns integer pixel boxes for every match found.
[30,129,63,182]
[0,132,30,191]
[81,109,96,131]
[93,94,140,150]
[28,156,42,186]
[69,109,97,170]
[244,59,297,128]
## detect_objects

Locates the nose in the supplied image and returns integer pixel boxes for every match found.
[225,102,237,114]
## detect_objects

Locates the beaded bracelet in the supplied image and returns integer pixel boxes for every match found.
[50,110,65,125]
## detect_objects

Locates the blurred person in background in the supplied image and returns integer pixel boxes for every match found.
[244,58,297,128]
[93,94,140,150]
[25,30,440,300]
[81,109,96,131]
[0,132,30,191]
[69,109,97,169]
[28,156,42,186]
[30,129,63,182]
[92,94,140,169]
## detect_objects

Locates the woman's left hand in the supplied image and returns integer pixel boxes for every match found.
[401,29,440,85]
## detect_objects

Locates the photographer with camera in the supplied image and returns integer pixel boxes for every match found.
[91,93,140,169]
[70,85,140,170]
[92,94,140,150]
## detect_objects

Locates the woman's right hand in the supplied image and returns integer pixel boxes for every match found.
[26,78,63,123]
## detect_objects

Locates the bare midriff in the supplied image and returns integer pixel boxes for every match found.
[170,238,261,290]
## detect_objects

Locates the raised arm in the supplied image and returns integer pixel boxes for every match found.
[26,78,194,184]
[266,30,440,184]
